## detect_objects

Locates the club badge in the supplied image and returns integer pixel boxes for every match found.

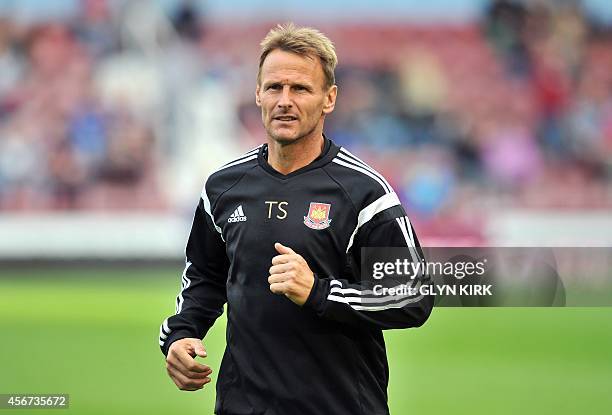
[304,202,332,230]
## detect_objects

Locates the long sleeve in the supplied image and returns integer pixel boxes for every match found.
[159,198,229,356]
[303,210,433,330]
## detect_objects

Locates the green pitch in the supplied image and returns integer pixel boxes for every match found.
[0,267,610,414]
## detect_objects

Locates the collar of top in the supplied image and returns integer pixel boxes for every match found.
[258,134,338,179]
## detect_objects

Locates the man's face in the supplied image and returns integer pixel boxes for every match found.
[256,49,337,144]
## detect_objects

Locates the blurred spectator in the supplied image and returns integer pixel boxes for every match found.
[0,17,23,103]
[73,0,117,59]
[171,0,205,43]
[400,149,456,217]
[478,111,543,187]
[484,0,531,78]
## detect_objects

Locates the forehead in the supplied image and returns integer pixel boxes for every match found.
[260,49,325,85]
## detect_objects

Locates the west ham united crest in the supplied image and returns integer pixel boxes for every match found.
[304,202,332,230]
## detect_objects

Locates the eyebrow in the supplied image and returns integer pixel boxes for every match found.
[292,82,313,91]
[263,81,281,88]
[263,80,314,91]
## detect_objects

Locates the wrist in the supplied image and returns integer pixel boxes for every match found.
[303,274,329,314]
[162,330,193,357]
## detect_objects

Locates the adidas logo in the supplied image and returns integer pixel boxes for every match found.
[228,205,247,223]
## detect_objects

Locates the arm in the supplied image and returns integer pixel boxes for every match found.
[268,208,433,331]
[159,197,229,391]
[158,198,229,355]
[303,213,433,330]
[304,213,434,329]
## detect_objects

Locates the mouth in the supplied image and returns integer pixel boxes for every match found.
[273,115,298,122]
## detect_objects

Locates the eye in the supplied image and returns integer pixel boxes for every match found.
[267,84,281,91]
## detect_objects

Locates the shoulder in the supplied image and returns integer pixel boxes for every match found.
[202,145,261,204]
[325,146,400,210]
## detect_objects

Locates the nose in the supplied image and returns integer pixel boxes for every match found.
[277,86,292,109]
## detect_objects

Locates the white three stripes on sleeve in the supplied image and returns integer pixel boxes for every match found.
[345,192,401,252]
[159,318,171,346]
[176,261,192,314]
[395,216,422,264]
[216,146,260,171]
[160,260,192,348]
[330,213,426,311]
[200,146,262,241]
[202,189,224,240]
[337,148,393,193]
[332,157,391,194]
[327,278,424,311]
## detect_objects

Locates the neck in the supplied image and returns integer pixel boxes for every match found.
[267,132,325,175]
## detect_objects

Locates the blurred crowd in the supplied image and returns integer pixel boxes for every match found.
[0,0,611,230]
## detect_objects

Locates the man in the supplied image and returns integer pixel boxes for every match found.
[159,23,433,415]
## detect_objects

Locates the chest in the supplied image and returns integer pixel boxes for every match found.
[213,169,356,260]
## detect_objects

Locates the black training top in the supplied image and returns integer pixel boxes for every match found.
[160,136,433,415]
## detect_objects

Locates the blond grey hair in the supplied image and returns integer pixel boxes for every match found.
[258,23,337,89]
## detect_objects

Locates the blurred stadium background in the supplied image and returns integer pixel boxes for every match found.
[0,0,611,414]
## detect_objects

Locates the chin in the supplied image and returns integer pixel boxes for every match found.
[269,130,300,144]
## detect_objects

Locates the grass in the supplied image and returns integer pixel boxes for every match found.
[0,267,611,414]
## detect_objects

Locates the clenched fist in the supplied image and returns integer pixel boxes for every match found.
[166,338,212,391]
[268,242,315,306]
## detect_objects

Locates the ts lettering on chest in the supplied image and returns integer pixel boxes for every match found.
[265,201,288,219]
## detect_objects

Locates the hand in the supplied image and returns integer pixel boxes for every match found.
[166,338,212,391]
[268,242,315,306]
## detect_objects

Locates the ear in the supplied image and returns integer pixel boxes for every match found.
[255,84,262,107]
[322,85,337,115]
